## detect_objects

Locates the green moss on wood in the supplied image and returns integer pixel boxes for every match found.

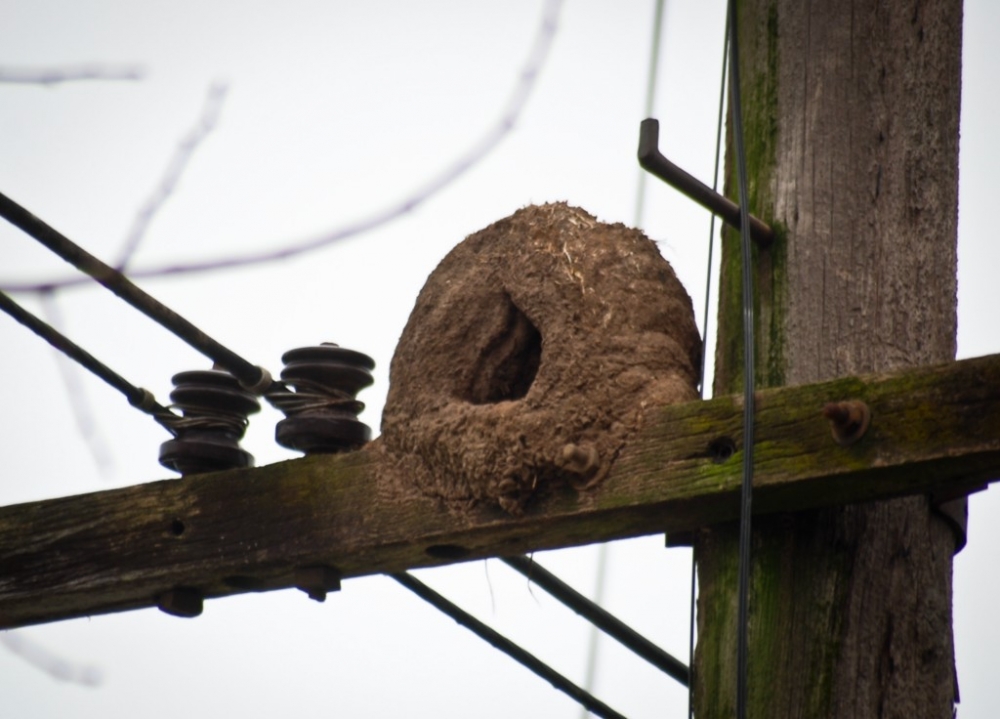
[714,0,787,397]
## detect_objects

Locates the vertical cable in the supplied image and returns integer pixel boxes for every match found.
[633,0,668,229]
[726,1,757,717]
[689,11,730,719]
[699,11,730,400]
[687,559,697,719]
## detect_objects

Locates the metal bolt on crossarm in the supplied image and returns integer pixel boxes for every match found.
[823,399,871,446]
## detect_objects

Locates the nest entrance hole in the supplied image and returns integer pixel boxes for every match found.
[466,296,542,405]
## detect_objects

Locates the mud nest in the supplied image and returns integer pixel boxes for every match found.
[381,202,701,514]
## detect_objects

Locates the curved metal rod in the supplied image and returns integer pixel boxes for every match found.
[637,118,774,246]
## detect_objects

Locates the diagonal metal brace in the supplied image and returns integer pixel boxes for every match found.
[637,118,774,246]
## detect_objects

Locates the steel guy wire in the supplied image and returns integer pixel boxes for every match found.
[392,572,627,719]
[502,555,689,686]
[0,289,255,446]
[699,9,730,402]
[0,289,179,433]
[0,190,279,396]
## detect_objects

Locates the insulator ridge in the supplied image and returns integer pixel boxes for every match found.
[271,343,374,454]
[158,369,260,475]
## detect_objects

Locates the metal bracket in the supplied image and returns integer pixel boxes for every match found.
[637,118,774,246]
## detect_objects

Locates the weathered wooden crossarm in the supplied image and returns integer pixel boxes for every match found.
[2,354,998,629]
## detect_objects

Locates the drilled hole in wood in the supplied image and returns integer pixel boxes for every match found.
[170,519,186,536]
[426,544,471,560]
[708,437,737,463]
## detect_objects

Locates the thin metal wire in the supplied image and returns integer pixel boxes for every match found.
[699,13,730,400]
[502,555,689,686]
[726,0,757,716]
[390,572,627,719]
[633,0,667,229]
[689,10,731,719]
[0,191,278,395]
[0,289,179,433]
[636,121,773,246]
[687,558,697,718]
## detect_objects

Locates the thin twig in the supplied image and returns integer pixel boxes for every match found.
[115,81,229,270]
[1,633,104,686]
[0,190,274,391]
[0,64,145,85]
[38,291,117,479]
[392,572,626,719]
[1,0,564,293]
[502,555,689,685]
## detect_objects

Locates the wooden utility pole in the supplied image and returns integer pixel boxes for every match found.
[696,1,963,717]
[0,6,985,719]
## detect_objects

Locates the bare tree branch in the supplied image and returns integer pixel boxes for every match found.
[0,633,104,686]
[0,60,159,684]
[0,64,145,85]
[38,291,117,479]
[1,0,564,292]
[114,81,229,270]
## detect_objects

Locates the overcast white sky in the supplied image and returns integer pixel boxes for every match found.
[1,1,998,717]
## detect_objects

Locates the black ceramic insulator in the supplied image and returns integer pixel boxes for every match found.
[272,343,374,454]
[159,369,261,475]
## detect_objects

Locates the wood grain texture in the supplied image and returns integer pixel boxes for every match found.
[0,353,996,629]
[698,2,964,717]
